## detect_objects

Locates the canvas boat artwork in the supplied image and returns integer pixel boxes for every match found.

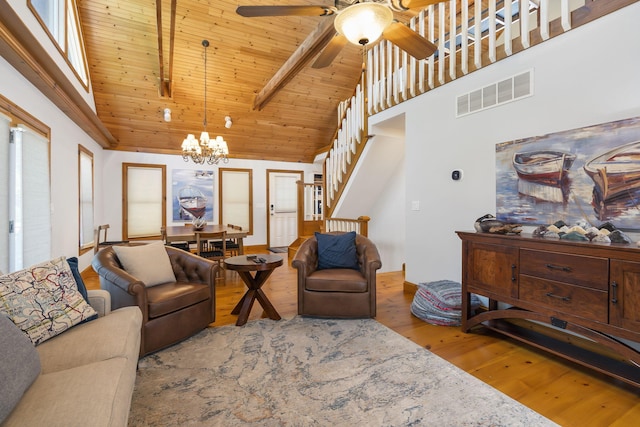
[178,186,207,219]
[496,116,640,230]
[512,150,576,184]
[584,140,640,202]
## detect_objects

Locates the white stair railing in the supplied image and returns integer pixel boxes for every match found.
[326,80,366,211]
[366,0,582,115]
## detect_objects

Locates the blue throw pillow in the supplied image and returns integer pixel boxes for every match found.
[66,257,98,322]
[315,231,360,270]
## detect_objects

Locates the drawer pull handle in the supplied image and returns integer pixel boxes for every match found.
[545,292,571,302]
[611,281,618,304]
[545,263,572,272]
[511,264,517,282]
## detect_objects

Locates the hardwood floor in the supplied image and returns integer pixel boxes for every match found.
[83,251,640,426]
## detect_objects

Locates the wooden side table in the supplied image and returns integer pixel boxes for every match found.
[224,254,283,326]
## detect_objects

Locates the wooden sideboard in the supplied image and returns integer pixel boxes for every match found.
[457,231,640,387]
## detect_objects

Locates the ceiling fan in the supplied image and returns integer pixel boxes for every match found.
[236,0,441,68]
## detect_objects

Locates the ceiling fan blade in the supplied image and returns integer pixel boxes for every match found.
[312,34,348,69]
[382,22,437,60]
[398,0,443,9]
[236,5,335,17]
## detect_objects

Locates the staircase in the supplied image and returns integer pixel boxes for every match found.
[290,0,632,259]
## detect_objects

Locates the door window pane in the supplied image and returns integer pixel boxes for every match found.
[274,175,297,213]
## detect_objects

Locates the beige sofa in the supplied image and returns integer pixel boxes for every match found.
[1,290,142,427]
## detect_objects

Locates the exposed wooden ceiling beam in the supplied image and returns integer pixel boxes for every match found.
[167,0,176,96]
[155,0,166,97]
[253,16,337,111]
[155,0,176,97]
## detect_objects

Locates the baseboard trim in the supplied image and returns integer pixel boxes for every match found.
[245,244,268,253]
[403,281,417,294]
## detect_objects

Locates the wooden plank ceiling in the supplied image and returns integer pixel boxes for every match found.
[76,0,436,163]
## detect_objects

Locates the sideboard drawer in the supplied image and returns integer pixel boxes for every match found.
[519,275,608,323]
[520,249,608,290]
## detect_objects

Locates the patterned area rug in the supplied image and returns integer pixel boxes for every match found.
[129,317,557,426]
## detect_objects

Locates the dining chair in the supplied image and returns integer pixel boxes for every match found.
[160,226,190,252]
[93,224,129,254]
[211,224,242,256]
[197,230,227,285]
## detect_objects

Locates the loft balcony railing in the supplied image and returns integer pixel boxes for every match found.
[323,0,633,213]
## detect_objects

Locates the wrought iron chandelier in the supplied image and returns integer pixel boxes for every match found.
[181,40,229,165]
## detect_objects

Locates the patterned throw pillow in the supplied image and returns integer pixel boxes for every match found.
[0,256,98,345]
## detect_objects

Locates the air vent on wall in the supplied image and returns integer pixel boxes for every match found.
[456,69,533,117]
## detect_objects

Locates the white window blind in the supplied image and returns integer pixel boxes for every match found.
[79,147,93,249]
[9,125,51,271]
[220,169,251,232]
[0,113,10,272]
[126,165,163,238]
[274,175,297,213]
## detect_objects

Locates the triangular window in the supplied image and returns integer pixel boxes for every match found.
[29,0,89,89]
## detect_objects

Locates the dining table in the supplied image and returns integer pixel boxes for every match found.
[164,224,248,255]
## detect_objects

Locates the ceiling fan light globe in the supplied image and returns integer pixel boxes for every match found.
[335,3,393,46]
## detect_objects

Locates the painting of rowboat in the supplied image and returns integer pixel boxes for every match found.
[512,150,576,184]
[172,169,214,221]
[496,116,640,231]
[178,186,206,219]
[584,140,640,202]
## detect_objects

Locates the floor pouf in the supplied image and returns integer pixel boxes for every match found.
[410,280,481,326]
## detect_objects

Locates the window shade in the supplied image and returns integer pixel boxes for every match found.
[126,166,163,238]
[18,125,51,268]
[0,113,10,272]
[274,175,297,213]
[79,149,93,248]
[221,170,250,232]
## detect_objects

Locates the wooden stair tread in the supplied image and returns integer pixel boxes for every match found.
[288,236,312,263]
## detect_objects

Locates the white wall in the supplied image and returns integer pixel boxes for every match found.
[333,132,406,272]
[100,151,319,248]
[367,3,640,285]
[0,56,105,271]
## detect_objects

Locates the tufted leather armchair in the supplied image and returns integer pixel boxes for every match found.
[292,232,382,318]
[92,245,217,356]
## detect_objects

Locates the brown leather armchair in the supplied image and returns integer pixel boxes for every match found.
[92,245,217,356]
[292,232,382,318]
